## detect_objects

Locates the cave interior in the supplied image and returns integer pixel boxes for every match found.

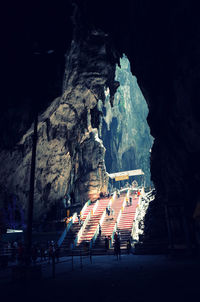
[1,0,200,255]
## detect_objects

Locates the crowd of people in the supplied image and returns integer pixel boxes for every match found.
[103,231,132,257]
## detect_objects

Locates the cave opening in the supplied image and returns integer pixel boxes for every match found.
[101,55,154,191]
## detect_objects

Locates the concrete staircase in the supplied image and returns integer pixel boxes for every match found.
[60,190,140,255]
[93,194,126,253]
[117,194,139,249]
[61,202,96,254]
[77,198,110,248]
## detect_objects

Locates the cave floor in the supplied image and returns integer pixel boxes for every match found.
[1,253,200,302]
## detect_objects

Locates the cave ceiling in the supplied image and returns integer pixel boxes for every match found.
[1,0,200,216]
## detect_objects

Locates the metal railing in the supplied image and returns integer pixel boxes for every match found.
[131,196,140,239]
[80,199,91,216]
[90,224,99,249]
[111,190,129,246]
[75,193,117,248]
[74,210,92,246]
[58,199,92,248]
[0,247,126,283]
[92,199,99,214]
[90,192,117,248]
[57,212,77,247]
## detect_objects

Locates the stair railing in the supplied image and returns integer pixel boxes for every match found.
[131,194,141,239]
[90,224,100,249]
[111,222,118,245]
[57,211,77,247]
[80,199,91,217]
[121,191,128,212]
[100,192,116,226]
[111,191,129,246]
[90,192,117,248]
[72,212,77,223]
[74,209,92,246]
[110,191,116,205]
[92,199,99,214]
[131,220,135,239]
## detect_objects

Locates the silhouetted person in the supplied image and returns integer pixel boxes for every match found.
[114,237,121,260]
[108,235,111,249]
[111,208,114,219]
[55,243,60,263]
[100,192,104,198]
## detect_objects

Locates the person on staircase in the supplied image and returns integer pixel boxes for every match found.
[114,236,121,260]
[99,224,101,236]
[108,235,111,249]
[114,231,118,242]
[117,190,120,198]
[78,214,81,225]
[111,208,114,219]
[117,230,121,241]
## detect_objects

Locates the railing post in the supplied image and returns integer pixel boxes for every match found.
[80,250,82,270]
[90,248,92,264]
[52,252,55,279]
[71,250,74,271]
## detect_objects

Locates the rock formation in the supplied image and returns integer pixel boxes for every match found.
[0,28,120,221]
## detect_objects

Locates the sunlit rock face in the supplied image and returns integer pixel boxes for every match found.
[101,55,153,186]
[0,29,119,220]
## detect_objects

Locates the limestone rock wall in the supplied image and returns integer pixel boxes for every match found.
[0,29,119,221]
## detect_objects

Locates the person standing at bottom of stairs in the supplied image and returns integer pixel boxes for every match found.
[99,224,101,236]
